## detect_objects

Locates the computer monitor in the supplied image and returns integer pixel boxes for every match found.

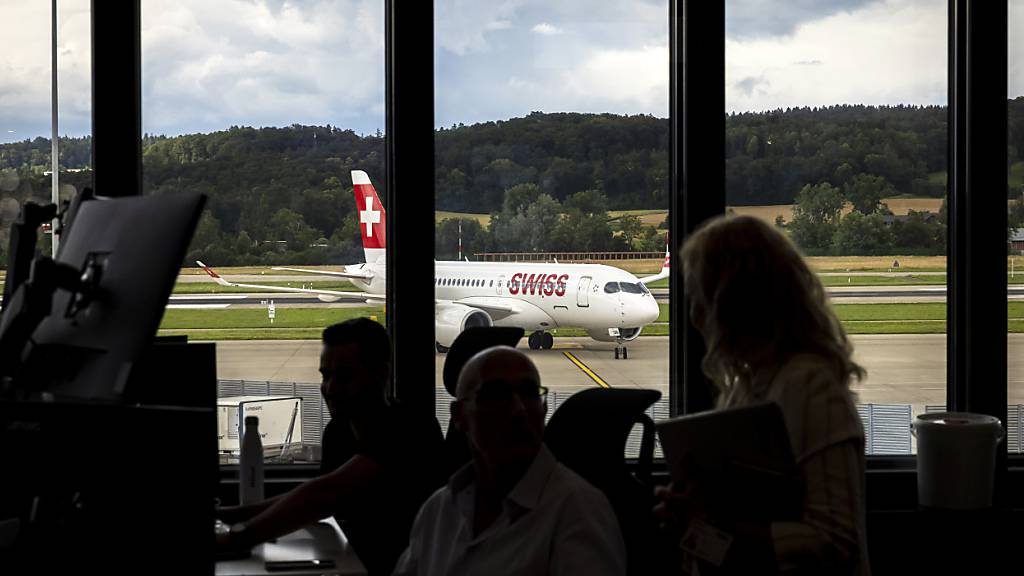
[24,192,205,400]
[0,399,218,575]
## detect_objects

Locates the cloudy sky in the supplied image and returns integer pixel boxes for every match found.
[1,0,1022,144]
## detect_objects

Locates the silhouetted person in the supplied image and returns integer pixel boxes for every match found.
[217,318,443,575]
[656,216,869,575]
[393,346,626,576]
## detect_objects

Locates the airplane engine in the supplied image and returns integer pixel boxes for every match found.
[317,294,341,302]
[586,327,643,342]
[435,303,493,349]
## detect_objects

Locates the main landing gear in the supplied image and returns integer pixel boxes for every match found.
[528,331,554,350]
[614,344,628,359]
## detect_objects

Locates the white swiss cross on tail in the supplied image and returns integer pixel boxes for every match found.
[360,197,381,237]
[352,170,386,263]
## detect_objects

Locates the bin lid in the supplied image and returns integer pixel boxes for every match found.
[914,411,1001,429]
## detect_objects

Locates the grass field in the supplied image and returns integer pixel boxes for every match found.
[646,275,1024,288]
[435,211,491,227]
[803,256,948,272]
[156,302,1024,340]
[433,209,668,228]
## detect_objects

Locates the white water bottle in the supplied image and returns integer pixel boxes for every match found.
[239,415,264,505]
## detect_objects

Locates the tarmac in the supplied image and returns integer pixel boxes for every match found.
[212,334,1024,412]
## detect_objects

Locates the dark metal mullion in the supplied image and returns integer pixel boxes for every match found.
[947,0,1008,501]
[91,0,142,197]
[386,0,435,409]
[947,0,968,412]
[965,0,1008,501]
[672,0,726,415]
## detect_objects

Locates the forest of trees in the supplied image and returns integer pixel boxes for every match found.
[3,101,1024,266]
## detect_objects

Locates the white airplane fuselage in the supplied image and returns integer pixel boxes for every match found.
[200,169,666,349]
[434,261,660,334]
[348,259,660,343]
[337,258,655,334]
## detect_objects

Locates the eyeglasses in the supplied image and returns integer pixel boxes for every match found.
[472,383,549,406]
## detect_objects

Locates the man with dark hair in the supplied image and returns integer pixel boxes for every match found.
[217,318,444,575]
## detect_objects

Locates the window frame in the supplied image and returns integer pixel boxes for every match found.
[669,0,1015,505]
[91,0,1019,507]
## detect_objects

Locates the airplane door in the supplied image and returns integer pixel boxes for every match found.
[497,275,505,296]
[577,276,591,307]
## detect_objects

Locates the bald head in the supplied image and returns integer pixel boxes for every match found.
[456,346,540,401]
[452,346,546,479]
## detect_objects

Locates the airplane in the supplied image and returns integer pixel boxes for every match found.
[198,170,669,358]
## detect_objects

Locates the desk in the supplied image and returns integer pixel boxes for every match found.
[216,518,367,576]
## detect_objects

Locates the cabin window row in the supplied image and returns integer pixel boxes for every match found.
[435,278,498,288]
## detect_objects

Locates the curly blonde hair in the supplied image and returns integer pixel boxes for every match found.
[680,215,864,402]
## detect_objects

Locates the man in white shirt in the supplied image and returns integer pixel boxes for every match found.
[393,346,626,576]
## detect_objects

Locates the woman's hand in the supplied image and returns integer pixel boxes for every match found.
[653,480,706,532]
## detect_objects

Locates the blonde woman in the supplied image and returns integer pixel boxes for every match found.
[656,215,869,575]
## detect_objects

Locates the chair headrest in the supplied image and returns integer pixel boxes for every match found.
[442,327,525,397]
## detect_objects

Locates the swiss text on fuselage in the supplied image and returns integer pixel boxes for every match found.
[508,272,570,297]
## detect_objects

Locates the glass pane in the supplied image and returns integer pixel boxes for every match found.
[142,1,386,463]
[1009,0,1024,454]
[434,1,671,453]
[0,0,91,263]
[726,0,948,454]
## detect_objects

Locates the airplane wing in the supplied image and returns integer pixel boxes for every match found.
[195,261,385,303]
[269,266,374,281]
[639,243,671,285]
[445,296,520,321]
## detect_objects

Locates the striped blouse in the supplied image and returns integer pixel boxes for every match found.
[723,353,870,576]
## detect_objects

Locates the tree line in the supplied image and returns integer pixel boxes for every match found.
[3,101,1024,266]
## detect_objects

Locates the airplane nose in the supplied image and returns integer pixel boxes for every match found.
[644,297,660,324]
[627,295,660,326]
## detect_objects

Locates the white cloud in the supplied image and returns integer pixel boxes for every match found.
[531,23,563,36]
[487,20,514,31]
[435,0,670,126]
[13,0,1024,141]
[727,0,879,39]
[726,0,947,112]
[140,0,385,136]
[0,0,91,144]
[559,44,668,113]
[436,0,525,55]
[1010,0,1024,98]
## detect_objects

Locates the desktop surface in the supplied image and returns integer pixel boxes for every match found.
[216,518,367,576]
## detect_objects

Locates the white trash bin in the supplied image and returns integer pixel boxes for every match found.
[912,412,1004,509]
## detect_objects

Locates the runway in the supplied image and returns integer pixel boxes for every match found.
[168,286,1024,308]
[212,334,1024,411]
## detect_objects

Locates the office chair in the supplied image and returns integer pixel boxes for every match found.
[544,387,666,576]
[440,327,525,478]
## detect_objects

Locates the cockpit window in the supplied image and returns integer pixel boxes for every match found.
[603,282,620,294]
[619,282,644,294]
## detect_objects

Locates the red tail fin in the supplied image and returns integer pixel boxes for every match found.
[352,170,386,264]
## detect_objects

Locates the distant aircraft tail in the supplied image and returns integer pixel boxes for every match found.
[639,241,671,285]
[352,170,386,264]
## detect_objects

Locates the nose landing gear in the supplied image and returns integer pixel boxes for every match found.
[528,331,554,350]
[613,345,628,360]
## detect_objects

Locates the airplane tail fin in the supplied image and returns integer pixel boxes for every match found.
[196,261,232,287]
[639,240,671,285]
[352,170,386,265]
